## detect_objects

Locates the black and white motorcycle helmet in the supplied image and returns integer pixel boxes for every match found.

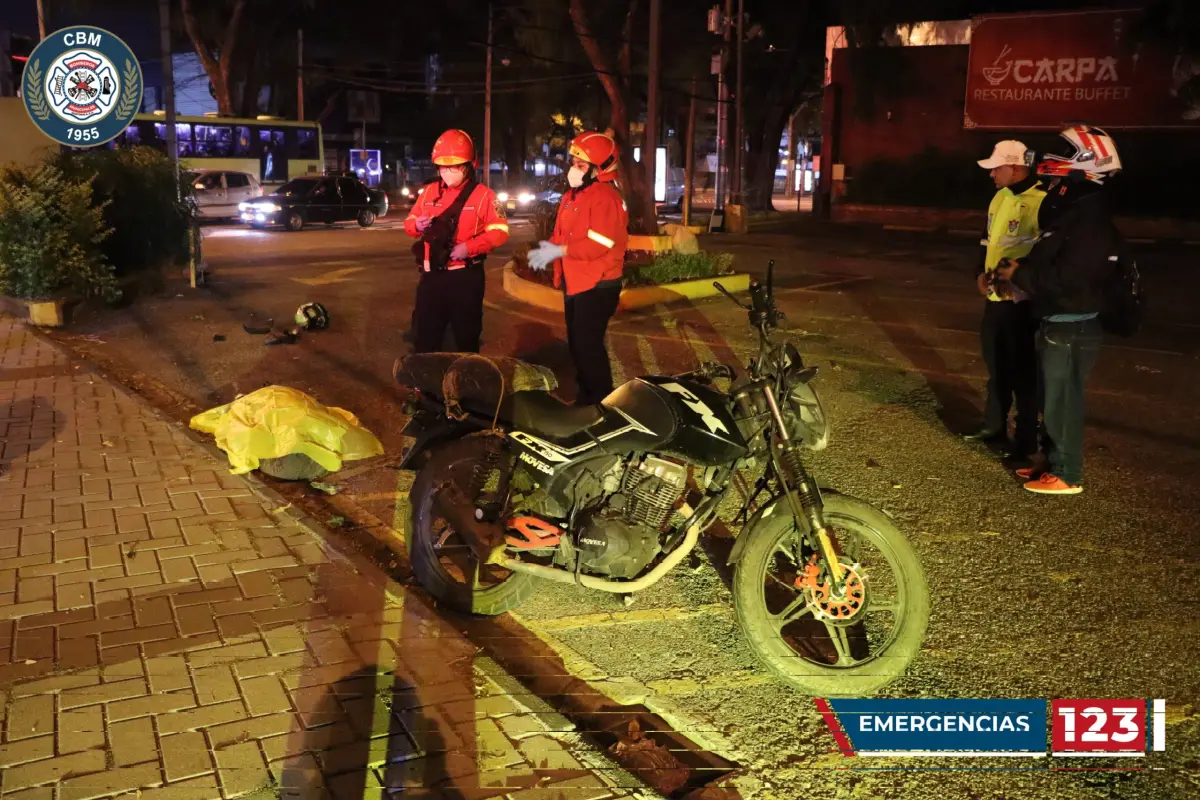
[294,302,330,330]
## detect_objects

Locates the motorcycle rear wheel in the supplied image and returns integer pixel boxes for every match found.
[405,435,537,615]
[733,494,929,697]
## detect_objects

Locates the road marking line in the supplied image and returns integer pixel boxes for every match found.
[778,276,874,293]
[290,267,366,286]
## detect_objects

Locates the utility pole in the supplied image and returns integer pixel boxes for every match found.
[36,0,47,40]
[784,108,797,199]
[731,0,745,205]
[483,2,493,188]
[645,0,661,216]
[296,29,304,121]
[158,0,191,286]
[683,75,697,228]
[714,0,732,214]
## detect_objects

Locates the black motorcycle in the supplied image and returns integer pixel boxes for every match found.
[394,261,929,696]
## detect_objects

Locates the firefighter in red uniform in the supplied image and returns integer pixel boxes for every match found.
[404,129,509,353]
[527,131,629,406]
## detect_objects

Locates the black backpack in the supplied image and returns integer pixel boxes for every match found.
[411,179,479,271]
[1098,228,1144,338]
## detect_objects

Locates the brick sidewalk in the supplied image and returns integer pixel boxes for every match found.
[0,317,651,800]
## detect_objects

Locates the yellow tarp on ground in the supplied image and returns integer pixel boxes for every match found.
[190,386,384,475]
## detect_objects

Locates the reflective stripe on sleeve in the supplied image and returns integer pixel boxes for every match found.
[486,223,510,233]
[587,229,616,248]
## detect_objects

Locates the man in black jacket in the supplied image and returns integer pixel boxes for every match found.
[995,126,1122,495]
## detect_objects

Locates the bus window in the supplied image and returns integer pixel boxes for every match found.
[156,123,192,156]
[295,129,318,160]
[259,129,287,182]
[194,124,234,157]
[122,123,143,146]
[233,126,252,157]
[259,129,285,150]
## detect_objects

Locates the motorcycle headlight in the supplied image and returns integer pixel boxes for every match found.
[787,377,829,451]
[497,192,510,203]
[518,192,535,204]
[401,187,411,197]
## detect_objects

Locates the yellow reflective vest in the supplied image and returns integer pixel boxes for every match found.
[982,183,1045,302]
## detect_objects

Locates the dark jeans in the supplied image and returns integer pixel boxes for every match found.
[1037,317,1102,485]
[565,285,621,406]
[414,266,486,354]
[980,299,1040,453]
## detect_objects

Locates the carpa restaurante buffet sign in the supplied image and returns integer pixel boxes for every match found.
[964,8,1200,130]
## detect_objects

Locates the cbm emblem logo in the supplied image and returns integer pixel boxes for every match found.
[22,27,142,147]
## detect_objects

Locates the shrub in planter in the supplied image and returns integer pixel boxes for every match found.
[53,147,194,276]
[624,251,735,287]
[0,163,118,301]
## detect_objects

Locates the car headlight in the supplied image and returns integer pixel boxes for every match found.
[497,192,510,203]
[256,203,280,212]
[518,192,535,204]
[401,187,411,197]
[238,202,249,211]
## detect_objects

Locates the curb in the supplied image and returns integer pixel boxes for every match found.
[501,261,751,313]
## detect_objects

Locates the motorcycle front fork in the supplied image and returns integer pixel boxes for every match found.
[760,385,848,595]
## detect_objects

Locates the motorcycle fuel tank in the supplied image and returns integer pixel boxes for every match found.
[632,377,749,466]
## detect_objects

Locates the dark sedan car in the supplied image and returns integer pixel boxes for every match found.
[239,176,388,231]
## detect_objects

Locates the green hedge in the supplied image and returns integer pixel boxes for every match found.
[54,147,194,275]
[624,251,735,287]
[0,163,118,301]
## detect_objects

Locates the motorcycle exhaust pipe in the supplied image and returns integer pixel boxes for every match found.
[499,514,702,594]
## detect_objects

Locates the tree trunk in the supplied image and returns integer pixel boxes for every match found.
[744,104,787,212]
[180,0,247,116]
[569,0,656,234]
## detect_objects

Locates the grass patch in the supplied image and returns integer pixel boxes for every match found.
[624,251,735,287]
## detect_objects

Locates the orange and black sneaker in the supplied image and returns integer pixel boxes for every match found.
[1023,473,1082,495]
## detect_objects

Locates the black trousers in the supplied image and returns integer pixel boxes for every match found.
[565,285,621,406]
[413,266,485,354]
[980,299,1039,453]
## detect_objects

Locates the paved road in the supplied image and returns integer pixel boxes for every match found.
[48,217,1200,799]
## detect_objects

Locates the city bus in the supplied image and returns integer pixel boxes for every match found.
[112,113,324,185]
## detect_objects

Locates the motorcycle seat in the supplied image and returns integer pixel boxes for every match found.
[394,353,558,406]
[495,391,604,440]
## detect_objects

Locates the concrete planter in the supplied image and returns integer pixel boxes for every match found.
[502,261,750,313]
[0,295,75,327]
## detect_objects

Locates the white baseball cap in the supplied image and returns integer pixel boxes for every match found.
[978,140,1030,170]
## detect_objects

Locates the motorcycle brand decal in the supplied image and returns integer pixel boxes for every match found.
[510,414,651,467]
[660,382,731,435]
[519,451,555,475]
[509,431,573,462]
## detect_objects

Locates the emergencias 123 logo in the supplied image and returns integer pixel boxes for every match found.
[22,26,143,148]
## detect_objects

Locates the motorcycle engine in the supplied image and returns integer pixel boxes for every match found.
[568,456,689,580]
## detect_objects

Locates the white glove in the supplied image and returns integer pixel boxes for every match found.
[527,240,566,271]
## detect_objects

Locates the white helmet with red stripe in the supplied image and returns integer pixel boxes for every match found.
[1037,125,1121,184]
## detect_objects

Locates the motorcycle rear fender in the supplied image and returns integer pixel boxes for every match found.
[726,483,840,566]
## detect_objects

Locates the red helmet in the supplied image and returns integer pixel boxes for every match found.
[432,129,475,166]
[568,131,619,178]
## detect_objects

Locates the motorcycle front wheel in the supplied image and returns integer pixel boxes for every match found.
[733,494,929,697]
[405,435,537,616]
